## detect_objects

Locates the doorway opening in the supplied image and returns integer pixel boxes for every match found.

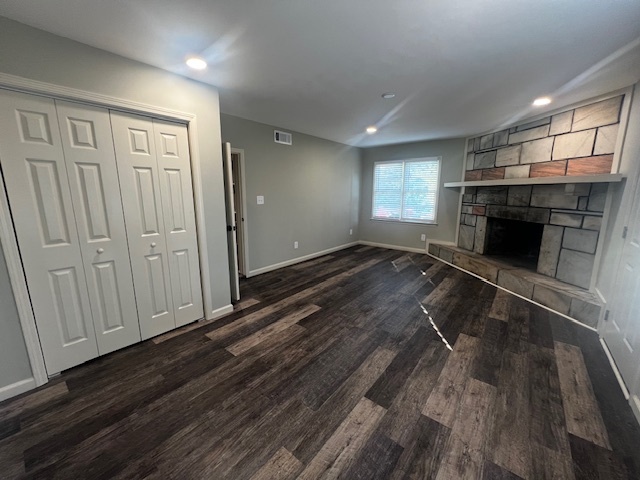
[231,149,248,277]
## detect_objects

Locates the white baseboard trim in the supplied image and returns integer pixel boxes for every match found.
[207,304,234,321]
[0,377,36,402]
[600,337,630,400]
[594,287,606,305]
[247,242,359,277]
[427,252,598,332]
[358,241,427,254]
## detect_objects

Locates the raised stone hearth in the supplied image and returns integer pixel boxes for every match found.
[427,243,601,328]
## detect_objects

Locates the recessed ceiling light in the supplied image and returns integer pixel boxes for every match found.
[186,57,207,70]
[366,126,378,134]
[381,93,396,99]
[533,97,551,106]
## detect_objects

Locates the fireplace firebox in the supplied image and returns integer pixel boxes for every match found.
[485,218,544,270]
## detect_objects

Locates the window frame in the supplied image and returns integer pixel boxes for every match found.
[370,157,442,225]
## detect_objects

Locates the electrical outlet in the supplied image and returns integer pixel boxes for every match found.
[349,229,353,235]
[257,195,264,205]
[420,234,426,241]
[294,241,299,249]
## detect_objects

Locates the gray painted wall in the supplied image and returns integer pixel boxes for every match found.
[220,114,360,273]
[359,138,465,250]
[0,17,231,389]
[0,244,32,388]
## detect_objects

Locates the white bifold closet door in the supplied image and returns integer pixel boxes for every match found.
[110,111,203,339]
[0,90,138,374]
[55,100,141,354]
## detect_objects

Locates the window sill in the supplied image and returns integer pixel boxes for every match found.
[370,218,438,226]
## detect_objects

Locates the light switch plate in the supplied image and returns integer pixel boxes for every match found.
[257,195,264,205]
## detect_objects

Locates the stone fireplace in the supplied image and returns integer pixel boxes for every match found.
[428,93,629,328]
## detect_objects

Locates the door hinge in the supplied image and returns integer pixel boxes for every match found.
[623,226,628,239]
[604,310,610,322]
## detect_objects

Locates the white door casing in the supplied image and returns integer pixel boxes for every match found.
[0,89,98,374]
[110,111,176,339]
[56,100,141,354]
[223,142,240,301]
[153,119,204,326]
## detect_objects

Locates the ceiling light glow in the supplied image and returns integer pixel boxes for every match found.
[366,126,378,134]
[533,97,551,106]
[186,57,207,70]
[381,93,396,99]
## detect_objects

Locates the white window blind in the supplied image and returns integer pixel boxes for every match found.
[372,157,441,224]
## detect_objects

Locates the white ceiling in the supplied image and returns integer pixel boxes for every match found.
[1,0,640,147]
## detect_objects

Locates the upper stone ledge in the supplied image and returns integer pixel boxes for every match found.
[444,173,624,188]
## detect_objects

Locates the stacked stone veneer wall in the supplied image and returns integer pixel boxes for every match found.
[464,95,624,181]
[458,183,606,289]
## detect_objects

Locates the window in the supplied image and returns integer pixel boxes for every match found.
[372,157,441,224]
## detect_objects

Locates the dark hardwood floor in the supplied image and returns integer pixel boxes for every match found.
[1,246,640,479]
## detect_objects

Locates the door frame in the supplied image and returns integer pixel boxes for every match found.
[231,148,250,276]
[0,72,215,386]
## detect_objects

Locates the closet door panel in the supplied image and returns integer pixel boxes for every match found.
[0,89,98,374]
[56,101,141,354]
[110,111,175,339]
[153,120,204,326]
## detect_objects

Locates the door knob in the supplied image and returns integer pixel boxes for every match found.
[151,242,157,248]
[96,248,104,254]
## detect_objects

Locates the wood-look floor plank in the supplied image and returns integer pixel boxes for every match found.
[421,275,459,306]
[375,340,449,448]
[435,378,496,480]
[390,415,451,480]
[489,288,512,322]
[421,334,480,428]
[472,317,509,387]
[290,346,396,464]
[487,351,531,480]
[482,461,525,479]
[297,397,386,480]
[555,341,612,450]
[397,261,445,296]
[505,301,531,354]
[528,344,571,455]
[569,434,628,480]
[365,326,432,409]
[250,447,303,480]
[530,443,576,480]
[339,431,404,480]
[226,304,321,356]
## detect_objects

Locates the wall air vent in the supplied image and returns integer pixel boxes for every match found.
[274,130,293,145]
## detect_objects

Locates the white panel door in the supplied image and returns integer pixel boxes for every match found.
[110,111,175,339]
[603,170,640,400]
[56,101,141,354]
[153,120,204,326]
[0,89,98,374]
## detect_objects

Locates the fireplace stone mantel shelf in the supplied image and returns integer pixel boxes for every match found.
[444,173,624,188]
